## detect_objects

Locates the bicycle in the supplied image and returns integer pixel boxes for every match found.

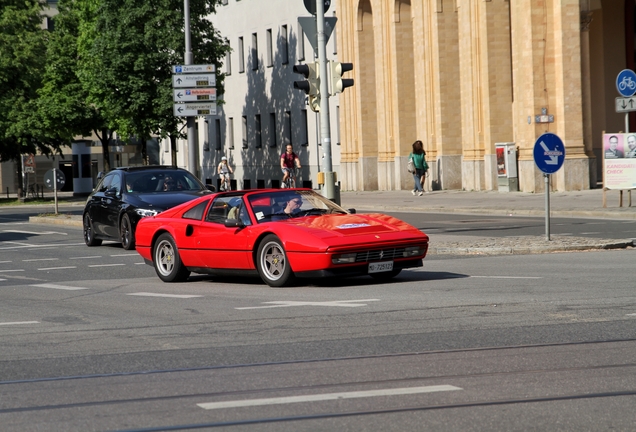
[219,174,231,191]
[282,168,298,189]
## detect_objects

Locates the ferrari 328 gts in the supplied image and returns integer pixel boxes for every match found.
[134,189,429,287]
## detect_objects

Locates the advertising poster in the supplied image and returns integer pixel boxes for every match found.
[603,133,636,189]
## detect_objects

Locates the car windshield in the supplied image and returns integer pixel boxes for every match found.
[247,190,347,223]
[124,171,204,193]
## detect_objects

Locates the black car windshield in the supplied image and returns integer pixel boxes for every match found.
[124,171,204,193]
[247,190,347,223]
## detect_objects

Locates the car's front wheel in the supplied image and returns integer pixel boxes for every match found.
[256,235,294,287]
[120,214,135,250]
[153,233,190,282]
[83,213,102,247]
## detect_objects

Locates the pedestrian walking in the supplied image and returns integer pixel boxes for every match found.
[409,140,429,196]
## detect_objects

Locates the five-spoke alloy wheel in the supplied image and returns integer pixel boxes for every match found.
[256,234,294,287]
[153,233,190,282]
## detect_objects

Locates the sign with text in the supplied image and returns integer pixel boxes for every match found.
[173,102,217,117]
[172,73,216,88]
[172,64,215,74]
[603,133,636,189]
[173,88,216,102]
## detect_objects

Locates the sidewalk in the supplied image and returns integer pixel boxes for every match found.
[27,188,636,255]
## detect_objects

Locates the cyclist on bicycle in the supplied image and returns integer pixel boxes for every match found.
[217,156,233,191]
[280,144,301,188]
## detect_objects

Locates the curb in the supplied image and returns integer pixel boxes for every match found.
[29,215,83,227]
[428,240,634,256]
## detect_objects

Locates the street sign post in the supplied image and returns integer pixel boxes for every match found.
[303,0,330,15]
[173,102,217,117]
[172,64,215,74]
[616,69,636,97]
[44,168,66,215]
[615,96,636,113]
[533,133,566,240]
[173,88,216,102]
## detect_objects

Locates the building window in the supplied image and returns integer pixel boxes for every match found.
[300,110,308,146]
[252,33,258,70]
[332,11,337,55]
[336,106,341,145]
[269,113,277,147]
[281,25,289,65]
[215,119,222,150]
[266,29,273,67]
[238,37,245,73]
[297,21,305,61]
[255,114,262,148]
[228,117,234,149]
[242,116,248,148]
[284,111,292,146]
[225,49,231,75]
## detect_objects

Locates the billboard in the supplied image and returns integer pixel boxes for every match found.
[603,133,636,189]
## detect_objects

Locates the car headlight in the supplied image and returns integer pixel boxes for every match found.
[332,253,356,264]
[403,246,423,257]
[135,208,159,218]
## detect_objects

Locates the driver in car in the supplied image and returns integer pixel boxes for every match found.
[271,195,303,220]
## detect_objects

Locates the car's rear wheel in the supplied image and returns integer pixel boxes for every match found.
[153,233,190,282]
[83,213,102,247]
[369,269,402,281]
[256,235,294,287]
[120,214,135,250]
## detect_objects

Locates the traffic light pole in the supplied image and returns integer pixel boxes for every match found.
[184,0,198,178]
[315,1,337,202]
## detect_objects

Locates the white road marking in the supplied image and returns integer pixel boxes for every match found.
[2,230,67,235]
[236,299,381,310]
[30,283,87,291]
[88,264,126,268]
[470,276,542,279]
[110,254,139,257]
[0,279,6,282]
[37,266,77,271]
[0,321,40,326]
[23,258,59,262]
[197,385,463,410]
[0,260,12,264]
[626,313,636,317]
[70,256,102,260]
[0,269,24,273]
[580,232,600,235]
[134,262,146,265]
[0,241,32,250]
[127,292,203,298]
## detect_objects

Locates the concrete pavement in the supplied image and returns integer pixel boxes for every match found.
[26,188,636,255]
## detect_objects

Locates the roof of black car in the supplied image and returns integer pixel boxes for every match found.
[114,166,186,172]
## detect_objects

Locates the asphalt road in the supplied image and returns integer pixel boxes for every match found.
[1,210,636,431]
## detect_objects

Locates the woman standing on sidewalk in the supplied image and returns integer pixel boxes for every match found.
[410,140,428,196]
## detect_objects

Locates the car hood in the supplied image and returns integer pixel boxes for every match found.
[284,213,423,237]
[129,191,209,211]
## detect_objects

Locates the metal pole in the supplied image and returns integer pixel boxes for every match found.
[626,113,630,134]
[544,173,550,241]
[184,0,198,178]
[53,168,59,215]
[315,0,337,202]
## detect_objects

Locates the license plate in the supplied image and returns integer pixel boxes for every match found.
[368,261,393,274]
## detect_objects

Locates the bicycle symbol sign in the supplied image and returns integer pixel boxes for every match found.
[616,69,636,97]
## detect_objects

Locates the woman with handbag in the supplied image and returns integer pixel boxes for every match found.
[409,140,428,196]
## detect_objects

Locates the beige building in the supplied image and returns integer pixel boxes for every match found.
[337,0,631,192]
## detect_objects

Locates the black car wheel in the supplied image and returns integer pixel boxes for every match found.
[256,235,294,287]
[153,233,190,282]
[120,214,135,250]
[83,213,102,247]
[369,269,402,281]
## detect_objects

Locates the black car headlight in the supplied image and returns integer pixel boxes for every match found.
[403,246,424,257]
[135,208,159,218]
[332,253,356,264]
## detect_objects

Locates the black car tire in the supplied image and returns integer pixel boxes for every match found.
[120,214,135,250]
[83,213,102,247]
[153,233,190,282]
[370,269,402,281]
[256,235,294,287]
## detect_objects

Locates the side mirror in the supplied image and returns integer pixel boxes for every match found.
[224,218,244,228]
[206,184,216,192]
[97,171,105,180]
[104,187,118,197]
[348,208,356,214]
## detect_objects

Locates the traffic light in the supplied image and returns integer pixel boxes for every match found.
[329,61,354,95]
[293,62,320,97]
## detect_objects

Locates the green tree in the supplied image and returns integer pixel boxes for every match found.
[79,0,230,164]
[37,0,114,173]
[0,0,57,194]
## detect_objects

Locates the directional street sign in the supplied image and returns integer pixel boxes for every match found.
[616,69,636,97]
[298,16,337,52]
[173,102,217,117]
[172,64,215,74]
[615,96,636,113]
[533,133,566,174]
[173,88,216,103]
[172,73,216,88]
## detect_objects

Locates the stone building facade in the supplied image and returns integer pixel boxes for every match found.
[336,0,628,192]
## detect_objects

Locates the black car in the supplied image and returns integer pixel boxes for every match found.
[83,166,213,250]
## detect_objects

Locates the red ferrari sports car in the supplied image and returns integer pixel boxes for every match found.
[134,189,429,287]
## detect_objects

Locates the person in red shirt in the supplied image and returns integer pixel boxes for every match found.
[280,144,301,187]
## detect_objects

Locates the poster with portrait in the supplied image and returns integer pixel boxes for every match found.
[603,133,636,189]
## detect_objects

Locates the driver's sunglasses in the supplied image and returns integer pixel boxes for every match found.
[292,200,302,205]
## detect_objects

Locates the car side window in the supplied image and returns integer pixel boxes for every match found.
[97,173,114,193]
[110,174,122,195]
[183,201,209,221]
[205,196,245,224]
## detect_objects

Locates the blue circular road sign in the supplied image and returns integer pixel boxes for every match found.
[533,133,565,174]
[616,69,636,97]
